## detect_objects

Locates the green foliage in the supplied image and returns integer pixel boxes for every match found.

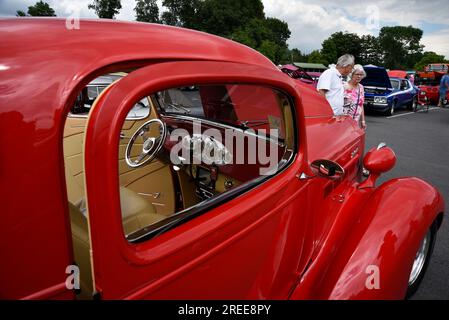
[158,0,289,64]
[259,40,278,62]
[193,0,265,36]
[161,11,178,26]
[414,51,448,71]
[316,26,432,69]
[378,26,424,69]
[359,35,382,66]
[307,50,328,65]
[161,0,200,28]
[148,0,444,68]
[88,0,122,19]
[262,17,290,45]
[284,48,306,64]
[16,1,56,17]
[230,17,291,64]
[321,31,361,64]
[135,0,159,23]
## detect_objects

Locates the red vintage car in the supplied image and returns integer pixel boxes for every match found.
[0,18,445,300]
[415,70,449,105]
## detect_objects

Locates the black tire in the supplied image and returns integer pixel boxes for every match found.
[386,101,396,116]
[405,221,437,299]
[412,97,418,112]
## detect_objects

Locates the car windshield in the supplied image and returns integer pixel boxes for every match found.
[155,85,286,138]
[390,79,400,90]
[415,78,440,86]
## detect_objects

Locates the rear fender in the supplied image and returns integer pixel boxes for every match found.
[291,177,444,300]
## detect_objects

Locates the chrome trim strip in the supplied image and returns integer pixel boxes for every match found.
[68,112,149,121]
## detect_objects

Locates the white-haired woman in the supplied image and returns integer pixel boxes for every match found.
[343,64,366,129]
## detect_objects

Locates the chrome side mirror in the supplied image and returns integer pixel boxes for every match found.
[310,159,345,180]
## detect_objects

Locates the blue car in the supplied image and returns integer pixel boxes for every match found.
[362,65,419,116]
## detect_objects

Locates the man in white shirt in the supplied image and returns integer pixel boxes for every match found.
[317,54,355,115]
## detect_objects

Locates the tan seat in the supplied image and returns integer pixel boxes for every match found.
[74,187,166,235]
[69,187,167,299]
[69,202,93,299]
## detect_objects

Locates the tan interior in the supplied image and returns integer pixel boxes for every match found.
[64,95,178,298]
[64,114,176,218]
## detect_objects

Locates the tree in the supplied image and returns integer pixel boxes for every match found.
[263,17,290,46]
[161,11,179,26]
[230,17,290,65]
[321,31,362,64]
[194,0,265,36]
[159,0,292,65]
[414,51,447,71]
[359,35,382,66]
[88,0,122,19]
[289,48,305,63]
[135,0,159,23]
[307,50,328,65]
[378,26,424,69]
[161,0,201,28]
[16,1,56,17]
[321,38,337,65]
[258,40,278,63]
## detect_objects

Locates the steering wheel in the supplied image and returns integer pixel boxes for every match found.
[125,119,167,168]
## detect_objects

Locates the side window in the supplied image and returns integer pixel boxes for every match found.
[390,79,400,90]
[119,84,295,241]
[69,74,151,120]
[401,80,409,90]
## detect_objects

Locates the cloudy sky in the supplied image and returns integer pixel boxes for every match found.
[1,0,448,58]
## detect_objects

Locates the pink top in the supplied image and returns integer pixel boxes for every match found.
[343,83,364,123]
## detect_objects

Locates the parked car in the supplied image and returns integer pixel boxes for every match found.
[0,18,445,300]
[362,65,419,116]
[387,70,408,79]
[280,64,317,87]
[415,71,449,105]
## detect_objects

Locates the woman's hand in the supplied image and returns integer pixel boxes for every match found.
[361,120,367,129]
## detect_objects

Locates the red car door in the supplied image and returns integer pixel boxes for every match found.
[83,61,313,299]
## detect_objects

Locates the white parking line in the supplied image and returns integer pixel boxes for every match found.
[386,106,442,119]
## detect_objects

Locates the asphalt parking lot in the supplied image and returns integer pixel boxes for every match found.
[364,105,449,299]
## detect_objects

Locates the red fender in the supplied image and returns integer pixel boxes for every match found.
[291,177,444,300]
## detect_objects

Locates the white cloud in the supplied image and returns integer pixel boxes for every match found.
[262,0,374,54]
[262,0,449,58]
[422,29,449,59]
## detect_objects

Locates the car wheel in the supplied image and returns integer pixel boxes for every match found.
[387,101,395,116]
[405,221,437,299]
[412,97,418,112]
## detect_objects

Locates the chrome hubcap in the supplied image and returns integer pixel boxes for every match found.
[408,230,431,286]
